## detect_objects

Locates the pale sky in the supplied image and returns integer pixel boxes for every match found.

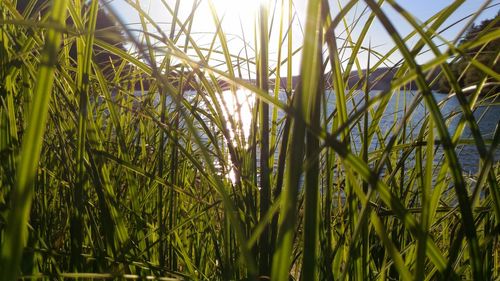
[106,0,499,77]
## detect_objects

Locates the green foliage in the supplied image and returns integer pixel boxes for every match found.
[0,0,499,280]
[439,11,500,92]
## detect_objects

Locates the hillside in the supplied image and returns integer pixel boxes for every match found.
[270,67,439,91]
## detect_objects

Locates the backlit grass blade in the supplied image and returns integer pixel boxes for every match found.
[70,0,99,269]
[364,0,482,279]
[271,0,323,280]
[257,1,272,276]
[101,2,259,275]
[388,0,500,231]
[301,2,324,279]
[0,0,67,279]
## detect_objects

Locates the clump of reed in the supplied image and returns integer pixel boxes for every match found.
[0,0,499,280]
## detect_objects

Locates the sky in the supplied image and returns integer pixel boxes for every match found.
[106,0,500,77]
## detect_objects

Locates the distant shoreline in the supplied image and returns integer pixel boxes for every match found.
[130,67,497,96]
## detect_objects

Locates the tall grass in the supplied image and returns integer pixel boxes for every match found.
[0,0,499,280]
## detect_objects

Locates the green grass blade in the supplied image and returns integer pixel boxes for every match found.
[0,0,67,279]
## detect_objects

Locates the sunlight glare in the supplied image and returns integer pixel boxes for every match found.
[210,0,261,17]
[195,0,263,34]
[218,88,255,184]
[219,88,254,143]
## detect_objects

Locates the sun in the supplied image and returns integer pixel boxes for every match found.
[193,0,262,34]
[210,0,261,17]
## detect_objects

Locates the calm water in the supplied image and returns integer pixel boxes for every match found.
[141,89,500,175]
[275,90,500,174]
[338,90,500,174]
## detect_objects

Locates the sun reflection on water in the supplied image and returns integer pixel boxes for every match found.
[218,88,255,146]
[217,88,255,183]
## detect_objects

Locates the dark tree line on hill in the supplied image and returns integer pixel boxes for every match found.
[439,12,499,93]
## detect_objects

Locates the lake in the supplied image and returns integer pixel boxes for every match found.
[139,89,500,175]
